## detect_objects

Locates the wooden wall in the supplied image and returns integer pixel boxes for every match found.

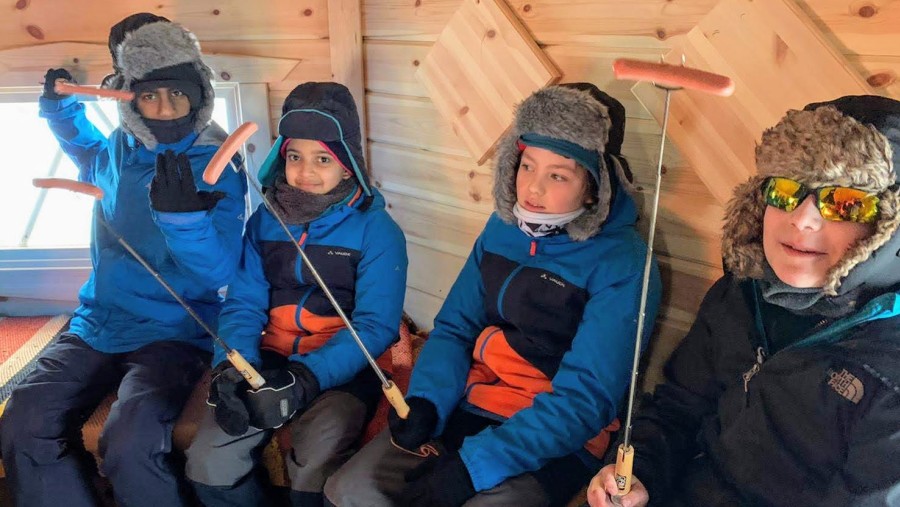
[360,0,900,388]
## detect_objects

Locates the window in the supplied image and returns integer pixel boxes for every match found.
[0,83,270,314]
[0,92,231,249]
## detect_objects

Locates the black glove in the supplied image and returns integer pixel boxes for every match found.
[243,362,321,430]
[286,361,321,409]
[43,68,74,100]
[149,150,226,213]
[400,450,476,507]
[207,362,251,436]
[389,396,438,451]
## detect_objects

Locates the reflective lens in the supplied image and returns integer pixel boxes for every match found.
[762,177,879,224]
[817,186,879,224]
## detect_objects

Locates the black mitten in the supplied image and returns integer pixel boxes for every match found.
[389,396,439,451]
[207,363,251,436]
[43,68,74,100]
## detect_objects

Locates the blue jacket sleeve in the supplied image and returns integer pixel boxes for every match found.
[39,96,108,184]
[213,211,269,368]
[290,213,409,391]
[153,154,248,291]
[458,259,661,492]
[405,234,490,433]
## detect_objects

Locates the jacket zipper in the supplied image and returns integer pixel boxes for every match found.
[742,346,767,407]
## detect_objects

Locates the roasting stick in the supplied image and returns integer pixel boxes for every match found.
[610,58,734,498]
[32,177,266,389]
[203,125,411,419]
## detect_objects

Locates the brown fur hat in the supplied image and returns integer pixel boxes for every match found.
[722,95,900,295]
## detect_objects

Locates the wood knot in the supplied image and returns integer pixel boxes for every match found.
[303,8,314,16]
[486,29,496,38]
[459,106,469,116]
[26,25,44,40]
[15,0,28,10]
[414,0,421,6]
[522,3,531,12]
[867,72,895,88]
[220,71,231,81]
[412,59,420,67]
[468,171,476,179]
[470,192,482,202]
[247,143,256,153]
[858,5,877,17]
[655,28,667,40]
[212,9,221,15]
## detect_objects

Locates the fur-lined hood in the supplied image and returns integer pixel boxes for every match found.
[492,84,637,241]
[722,96,900,296]
[105,21,216,150]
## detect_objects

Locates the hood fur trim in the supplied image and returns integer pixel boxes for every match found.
[722,105,898,295]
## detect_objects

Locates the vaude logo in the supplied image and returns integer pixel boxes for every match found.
[328,250,351,257]
[826,368,864,404]
[540,273,565,288]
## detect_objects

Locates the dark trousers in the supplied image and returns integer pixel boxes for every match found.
[0,334,208,507]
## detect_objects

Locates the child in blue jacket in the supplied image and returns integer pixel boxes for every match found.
[185,81,408,507]
[0,14,246,507]
[326,83,661,506]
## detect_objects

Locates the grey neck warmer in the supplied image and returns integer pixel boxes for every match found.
[267,174,357,225]
[757,263,871,318]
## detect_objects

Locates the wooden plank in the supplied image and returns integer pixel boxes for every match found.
[365,41,431,97]
[406,242,467,300]
[848,54,900,99]
[800,0,900,57]
[367,93,471,157]
[632,0,874,205]
[328,0,368,144]
[415,0,561,164]
[365,41,668,120]
[1,0,328,48]
[381,189,489,258]
[0,42,299,87]
[369,142,495,213]
[363,0,716,44]
[404,286,446,331]
[204,39,332,91]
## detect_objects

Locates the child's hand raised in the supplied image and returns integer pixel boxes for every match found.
[150,150,225,213]
[587,464,649,507]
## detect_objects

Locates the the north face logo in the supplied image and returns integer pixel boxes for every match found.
[826,368,864,404]
[540,273,566,288]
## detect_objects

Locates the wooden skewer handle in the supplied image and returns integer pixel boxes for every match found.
[383,381,410,419]
[227,349,266,389]
[614,443,635,496]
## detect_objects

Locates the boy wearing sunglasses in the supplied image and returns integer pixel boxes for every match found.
[587,95,900,507]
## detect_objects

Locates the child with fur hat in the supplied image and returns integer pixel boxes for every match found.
[184,81,408,507]
[325,83,661,507]
[587,95,900,507]
[0,14,247,507]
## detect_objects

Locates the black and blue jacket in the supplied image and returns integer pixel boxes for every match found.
[213,189,408,391]
[407,190,661,492]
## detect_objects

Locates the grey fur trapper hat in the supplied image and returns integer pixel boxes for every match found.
[722,95,900,296]
[491,83,635,241]
[104,19,216,149]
